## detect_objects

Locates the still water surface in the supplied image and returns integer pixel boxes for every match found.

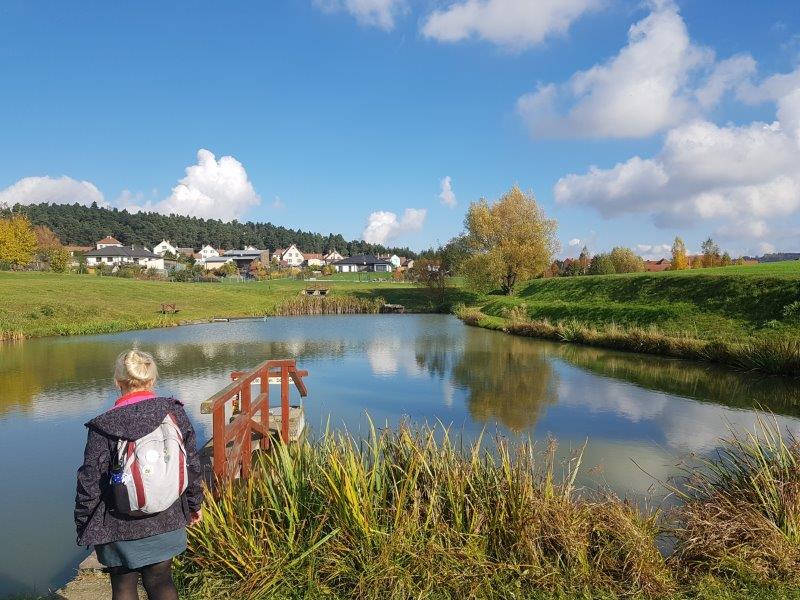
[1,315,799,596]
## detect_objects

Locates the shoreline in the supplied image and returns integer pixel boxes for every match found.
[456,307,800,378]
[0,272,438,343]
[0,310,434,344]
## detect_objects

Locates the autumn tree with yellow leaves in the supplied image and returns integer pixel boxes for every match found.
[0,214,37,268]
[461,186,558,295]
[670,236,689,270]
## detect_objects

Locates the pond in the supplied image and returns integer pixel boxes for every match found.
[1,314,799,597]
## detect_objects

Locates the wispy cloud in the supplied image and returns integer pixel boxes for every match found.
[313,0,408,31]
[439,176,457,208]
[421,0,600,51]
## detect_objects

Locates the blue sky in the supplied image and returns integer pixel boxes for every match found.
[0,0,798,256]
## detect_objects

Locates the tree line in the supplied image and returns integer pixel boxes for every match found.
[1,202,415,258]
[414,186,754,296]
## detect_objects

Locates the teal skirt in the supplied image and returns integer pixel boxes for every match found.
[95,528,187,570]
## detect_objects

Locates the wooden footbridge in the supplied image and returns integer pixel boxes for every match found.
[199,359,309,481]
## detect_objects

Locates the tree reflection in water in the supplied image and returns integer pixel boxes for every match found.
[554,344,800,418]
[419,328,559,434]
[0,337,349,416]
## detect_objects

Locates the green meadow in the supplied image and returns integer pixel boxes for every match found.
[0,272,440,340]
[473,261,800,342]
[3,263,800,374]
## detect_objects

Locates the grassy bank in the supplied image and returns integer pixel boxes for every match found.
[0,272,458,340]
[460,261,800,375]
[175,420,800,600]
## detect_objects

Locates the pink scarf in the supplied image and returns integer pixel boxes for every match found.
[113,389,156,409]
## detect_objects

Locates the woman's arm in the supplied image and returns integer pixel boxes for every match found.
[74,428,110,541]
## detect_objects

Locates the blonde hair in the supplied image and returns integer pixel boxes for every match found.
[114,349,158,391]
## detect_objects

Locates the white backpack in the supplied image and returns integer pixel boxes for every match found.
[110,413,188,516]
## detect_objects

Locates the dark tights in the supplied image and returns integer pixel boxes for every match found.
[109,559,178,600]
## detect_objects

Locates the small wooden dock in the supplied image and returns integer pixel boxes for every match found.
[198,359,310,482]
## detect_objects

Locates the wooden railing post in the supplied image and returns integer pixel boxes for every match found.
[241,380,252,478]
[212,404,225,481]
[280,365,290,443]
[260,366,270,451]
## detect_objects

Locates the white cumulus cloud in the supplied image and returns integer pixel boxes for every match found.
[517,1,754,139]
[421,0,599,50]
[439,176,457,208]
[2,150,262,223]
[636,244,672,260]
[553,78,800,237]
[362,208,427,244]
[568,238,581,247]
[0,175,106,207]
[122,149,261,222]
[314,0,407,31]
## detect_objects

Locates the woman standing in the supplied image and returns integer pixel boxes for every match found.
[75,349,203,600]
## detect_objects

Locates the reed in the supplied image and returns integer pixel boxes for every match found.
[0,329,25,341]
[670,416,800,584]
[275,295,385,316]
[176,424,675,599]
[173,419,800,598]
[458,308,800,377]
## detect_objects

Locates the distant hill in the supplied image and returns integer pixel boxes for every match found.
[5,202,416,257]
[755,253,800,263]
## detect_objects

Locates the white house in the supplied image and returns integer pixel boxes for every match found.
[199,244,219,260]
[333,254,393,273]
[273,244,305,267]
[324,249,344,264]
[84,246,165,270]
[153,239,178,256]
[96,236,123,250]
[388,255,401,269]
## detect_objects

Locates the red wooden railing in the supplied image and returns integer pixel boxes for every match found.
[204,359,308,481]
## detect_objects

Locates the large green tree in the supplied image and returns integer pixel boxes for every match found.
[461,186,558,295]
[609,247,645,273]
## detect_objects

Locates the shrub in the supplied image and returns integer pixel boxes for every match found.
[609,247,646,273]
[502,304,530,324]
[782,301,800,320]
[589,253,616,275]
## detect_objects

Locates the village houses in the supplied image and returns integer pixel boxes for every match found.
[84,234,413,277]
[84,236,165,270]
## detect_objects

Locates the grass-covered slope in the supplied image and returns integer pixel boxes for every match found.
[0,272,442,340]
[478,261,800,342]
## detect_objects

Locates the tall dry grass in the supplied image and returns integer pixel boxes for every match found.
[176,424,675,599]
[456,307,800,377]
[276,295,384,316]
[670,416,800,584]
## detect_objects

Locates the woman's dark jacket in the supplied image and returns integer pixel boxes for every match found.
[74,397,203,546]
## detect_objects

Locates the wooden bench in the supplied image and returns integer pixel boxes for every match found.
[160,303,179,314]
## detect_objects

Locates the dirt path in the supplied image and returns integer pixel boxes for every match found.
[54,554,146,600]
